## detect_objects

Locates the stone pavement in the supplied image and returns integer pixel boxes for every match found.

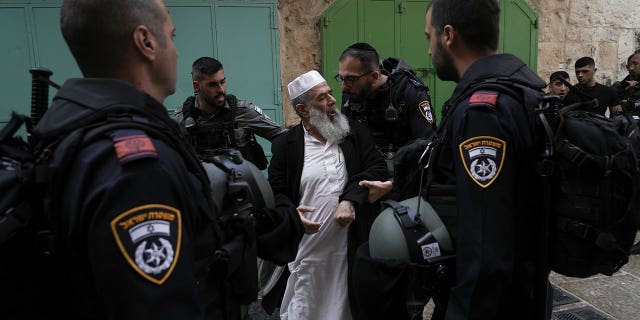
[423,237,640,320]
[549,250,640,320]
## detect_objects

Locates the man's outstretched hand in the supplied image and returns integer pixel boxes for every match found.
[359,180,393,203]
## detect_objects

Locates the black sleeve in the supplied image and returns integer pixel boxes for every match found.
[339,122,389,207]
[255,198,304,265]
[445,97,523,320]
[403,84,437,139]
[69,141,213,319]
[260,132,304,264]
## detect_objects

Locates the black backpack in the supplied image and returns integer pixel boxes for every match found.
[455,77,640,278]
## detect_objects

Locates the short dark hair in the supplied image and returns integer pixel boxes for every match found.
[339,42,380,72]
[549,71,570,83]
[60,0,166,77]
[575,57,595,69]
[191,57,224,81]
[430,0,500,52]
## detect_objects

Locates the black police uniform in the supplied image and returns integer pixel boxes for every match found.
[341,67,435,152]
[427,54,548,319]
[342,59,436,198]
[613,75,640,114]
[33,79,227,319]
[172,95,285,169]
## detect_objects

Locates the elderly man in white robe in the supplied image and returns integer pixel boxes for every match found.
[267,70,388,320]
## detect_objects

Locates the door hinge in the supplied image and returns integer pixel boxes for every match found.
[323,16,331,27]
[398,1,406,14]
[271,10,279,29]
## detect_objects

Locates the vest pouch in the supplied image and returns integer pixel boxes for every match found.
[426,183,457,242]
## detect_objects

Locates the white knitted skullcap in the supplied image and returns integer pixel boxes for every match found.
[287,70,326,100]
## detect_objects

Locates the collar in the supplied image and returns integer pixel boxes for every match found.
[55,78,167,116]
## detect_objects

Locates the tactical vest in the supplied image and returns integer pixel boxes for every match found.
[180,95,269,169]
[343,57,428,154]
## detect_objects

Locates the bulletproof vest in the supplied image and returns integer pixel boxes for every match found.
[343,57,426,154]
[182,95,238,155]
[344,85,413,157]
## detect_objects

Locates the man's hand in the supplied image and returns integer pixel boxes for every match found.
[611,104,623,115]
[625,80,638,89]
[333,200,356,227]
[297,205,321,234]
[359,180,393,203]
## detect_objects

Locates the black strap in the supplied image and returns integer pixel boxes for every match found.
[383,200,426,263]
[0,113,31,142]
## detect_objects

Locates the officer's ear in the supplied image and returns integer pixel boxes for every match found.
[193,80,200,94]
[442,24,455,48]
[132,25,158,63]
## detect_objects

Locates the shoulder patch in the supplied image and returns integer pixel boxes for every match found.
[408,77,423,88]
[110,204,182,285]
[459,136,506,188]
[418,100,434,124]
[252,104,264,115]
[469,91,499,108]
[110,129,158,165]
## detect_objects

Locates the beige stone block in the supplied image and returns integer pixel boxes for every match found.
[538,42,566,73]
[565,42,595,64]
[539,11,568,42]
[569,0,598,26]
[597,41,618,70]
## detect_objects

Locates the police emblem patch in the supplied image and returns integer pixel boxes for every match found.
[459,136,506,188]
[111,204,182,285]
[418,101,434,124]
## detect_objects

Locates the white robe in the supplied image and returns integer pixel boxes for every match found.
[280,132,351,320]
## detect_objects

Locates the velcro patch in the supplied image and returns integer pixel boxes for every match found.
[253,104,264,115]
[418,100,434,124]
[110,129,158,165]
[459,136,506,188]
[469,91,498,108]
[111,204,182,285]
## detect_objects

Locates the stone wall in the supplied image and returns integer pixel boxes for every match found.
[277,0,333,126]
[277,0,640,125]
[531,0,640,85]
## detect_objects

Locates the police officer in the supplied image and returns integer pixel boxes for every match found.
[613,50,640,116]
[337,43,436,198]
[31,0,226,318]
[425,0,549,319]
[615,50,640,254]
[172,57,286,169]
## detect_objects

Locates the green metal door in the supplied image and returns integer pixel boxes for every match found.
[322,0,538,119]
[0,1,283,161]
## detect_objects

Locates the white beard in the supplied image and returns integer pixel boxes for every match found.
[308,106,351,144]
